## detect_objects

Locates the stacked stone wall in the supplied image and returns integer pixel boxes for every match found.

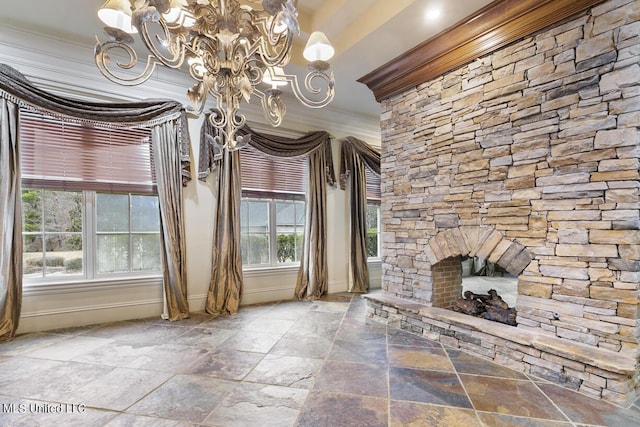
[380,0,639,361]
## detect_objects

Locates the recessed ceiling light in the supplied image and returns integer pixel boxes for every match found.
[426,6,442,21]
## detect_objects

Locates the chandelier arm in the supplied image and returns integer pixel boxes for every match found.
[254,88,285,127]
[137,21,186,69]
[257,31,293,67]
[284,69,335,109]
[94,41,158,86]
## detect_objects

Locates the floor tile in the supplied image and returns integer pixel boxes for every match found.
[242,318,297,335]
[126,343,209,373]
[389,400,482,427]
[269,332,334,358]
[296,391,388,427]
[313,360,388,398]
[184,348,264,380]
[335,323,387,344]
[104,413,196,426]
[21,335,113,361]
[221,330,283,353]
[287,312,343,338]
[168,327,235,348]
[2,360,113,402]
[0,332,70,356]
[460,375,568,421]
[261,301,313,320]
[309,300,350,313]
[244,354,323,388]
[389,367,472,409]
[114,324,192,345]
[82,320,151,339]
[65,367,172,411]
[387,328,442,348]
[327,339,387,365]
[537,382,640,426]
[127,374,237,423]
[205,382,308,427]
[0,357,63,391]
[388,345,454,371]
[476,412,574,426]
[446,348,528,379]
[72,339,158,367]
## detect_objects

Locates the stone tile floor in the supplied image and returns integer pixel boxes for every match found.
[1,292,639,426]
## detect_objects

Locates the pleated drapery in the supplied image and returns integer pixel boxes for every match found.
[294,147,330,299]
[0,98,22,341]
[206,144,244,316]
[0,64,192,332]
[199,122,335,308]
[152,123,190,320]
[340,136,381,294]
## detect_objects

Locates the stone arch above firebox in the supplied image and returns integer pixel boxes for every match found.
[424,226,533,276]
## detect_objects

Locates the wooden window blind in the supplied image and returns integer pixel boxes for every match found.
[240,144,307,200]
[365,165,381,204]
[20,109,155,194]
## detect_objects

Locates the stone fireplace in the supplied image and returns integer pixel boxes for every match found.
[359,0,639,406]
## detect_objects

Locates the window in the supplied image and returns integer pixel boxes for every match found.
[19,109,160,284]
[365,165,381,259]
[96,193,161,274]
[22,190,161,280]
[239,145,307,268]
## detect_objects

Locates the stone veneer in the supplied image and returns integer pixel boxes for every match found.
[368,0,640,406]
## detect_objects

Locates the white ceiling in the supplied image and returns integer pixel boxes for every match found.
[0,0,494,119]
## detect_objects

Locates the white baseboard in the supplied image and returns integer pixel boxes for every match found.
[17,298,164,334]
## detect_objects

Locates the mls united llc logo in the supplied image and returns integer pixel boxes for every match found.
[2,402,85,414]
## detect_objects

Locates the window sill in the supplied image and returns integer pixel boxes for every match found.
[23,275,163,296]
[243,265,300,278]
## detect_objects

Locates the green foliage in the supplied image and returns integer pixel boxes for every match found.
[22,189,42,232]
[64,258,83,272]
[26,256,65,268]
[366,230,378,258]
[277,234,297,263]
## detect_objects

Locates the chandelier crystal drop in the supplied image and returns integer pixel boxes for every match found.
[95,0,335,150]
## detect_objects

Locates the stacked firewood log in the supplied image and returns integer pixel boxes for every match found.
[453,289,517,326]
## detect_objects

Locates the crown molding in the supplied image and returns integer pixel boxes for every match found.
[358,0,607,102]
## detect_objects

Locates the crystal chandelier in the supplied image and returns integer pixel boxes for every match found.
[94,0,335,149]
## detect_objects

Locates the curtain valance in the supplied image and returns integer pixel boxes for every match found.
[0,64,191,184]
[339,136,380,190]
[198,118,335,187]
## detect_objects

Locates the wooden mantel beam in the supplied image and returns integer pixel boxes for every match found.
[358,0,607,102]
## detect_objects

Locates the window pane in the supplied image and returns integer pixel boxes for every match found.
[132,234,161,271]
[295,201,305,226]
[23,235,43,279]
[248,201,269,233]
[276,202,295,226]
[131,195,160,232]
[22,189,42,232]
[22,189,84,279]
[248,235,269,265]
[97,193,129,232]
[366,205,379,258]
[97,234,129,273]
[43,190,82,233]
[44,234,83,277]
